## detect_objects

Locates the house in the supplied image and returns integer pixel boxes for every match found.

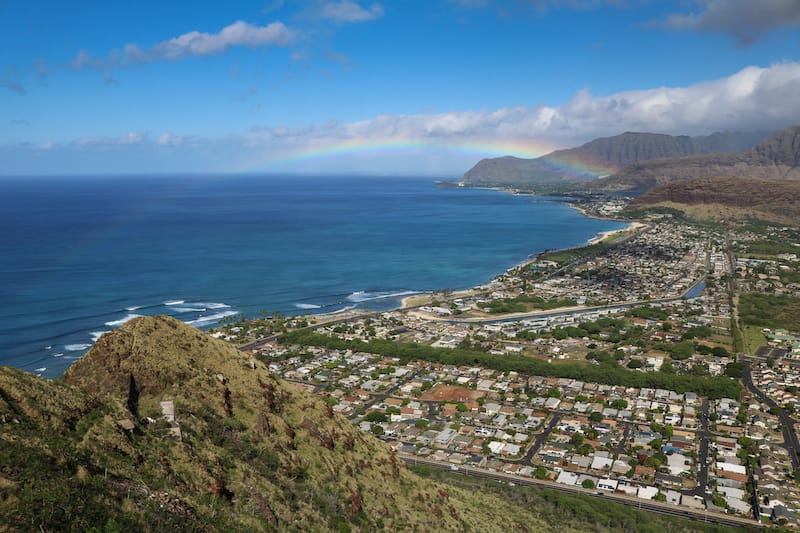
[616,481,639,496]
[570,455,592,470]
[591,454,613,471]
[667,453,690,476]
[435,428,458,446]
[597,478,618,492]
[637,486,659,500]
[664,489,682,505]
[556,471,580,486]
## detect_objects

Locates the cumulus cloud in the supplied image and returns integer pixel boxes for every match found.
[657,0,800,45]
[71,20,296,71]
[19,63,800,175]
[240,63,800,152]
[315,1,384,23]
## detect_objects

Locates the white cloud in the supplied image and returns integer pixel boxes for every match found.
[317,1,384,23]
[658,0,800,44]
[71,132,145,147]
[13,63,800,175]
[151,21,295,59]
[157,132,192,146]
[240,63,800,152]
[71,20,296,70]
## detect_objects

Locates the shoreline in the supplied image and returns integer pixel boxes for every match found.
[218,189,628,330]
[393,191,638,311]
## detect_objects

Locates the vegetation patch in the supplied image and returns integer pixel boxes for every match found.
[482,294,577,314]
[742,325,769,355]
[279,331,742,399]
[739,293,800,332]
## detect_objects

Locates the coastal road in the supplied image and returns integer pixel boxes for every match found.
[440,278,707,327]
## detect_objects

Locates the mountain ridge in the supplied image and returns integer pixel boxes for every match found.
[589,125,800,194]
[461,131,768,186]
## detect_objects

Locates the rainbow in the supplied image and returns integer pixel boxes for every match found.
[234,136,612,178]
[234,136,558,172]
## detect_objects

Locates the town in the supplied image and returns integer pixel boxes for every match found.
[214,204,800,528]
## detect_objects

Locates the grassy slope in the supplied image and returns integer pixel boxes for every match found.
[1,316,556,533]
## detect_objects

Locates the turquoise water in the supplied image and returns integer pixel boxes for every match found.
[0,175,625,377]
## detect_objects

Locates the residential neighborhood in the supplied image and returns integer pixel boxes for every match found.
[214,206,800,528]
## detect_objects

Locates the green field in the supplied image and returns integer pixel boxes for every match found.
[739,292,800,332]
[742,325,768,355]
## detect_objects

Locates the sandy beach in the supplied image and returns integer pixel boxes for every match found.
[587,222,644,245]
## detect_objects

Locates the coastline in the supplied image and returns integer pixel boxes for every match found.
[20,179,636,378]
[394,190,636,311]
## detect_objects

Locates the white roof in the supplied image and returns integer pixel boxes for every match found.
[637,486,659,500]
[717,462,747,475]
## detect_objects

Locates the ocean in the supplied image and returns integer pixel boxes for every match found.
[0,175,626,378]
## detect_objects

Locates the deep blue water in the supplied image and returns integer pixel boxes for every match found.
[0,175,625,378]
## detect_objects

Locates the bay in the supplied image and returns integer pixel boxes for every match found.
[0,174,626,378]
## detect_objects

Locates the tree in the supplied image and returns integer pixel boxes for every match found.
[712,346,730,358]
[589,411,603,423]
[578,443,595,456]
[724,362,744,379]
[581,479,596,489]
[627,359,643,369]
[570,433,585,447]
[610,399,628,410]
[364,412,387,423]
[371,424,384,436]
[534,467,548,480]
[670,340,694,361]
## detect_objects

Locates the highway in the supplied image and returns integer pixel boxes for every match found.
[401,454,761,530]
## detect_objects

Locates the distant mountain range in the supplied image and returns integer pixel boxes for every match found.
[461,131,769,186]
[589,125,800,194]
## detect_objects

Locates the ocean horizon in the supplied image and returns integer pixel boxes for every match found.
[0,174,626,378]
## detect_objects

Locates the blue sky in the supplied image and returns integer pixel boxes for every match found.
[2,0,800,176]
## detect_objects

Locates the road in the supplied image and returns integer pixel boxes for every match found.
[684,398,712,499]
[520,413,561,466]
[743,362,800,471]
[401,454,759,530]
